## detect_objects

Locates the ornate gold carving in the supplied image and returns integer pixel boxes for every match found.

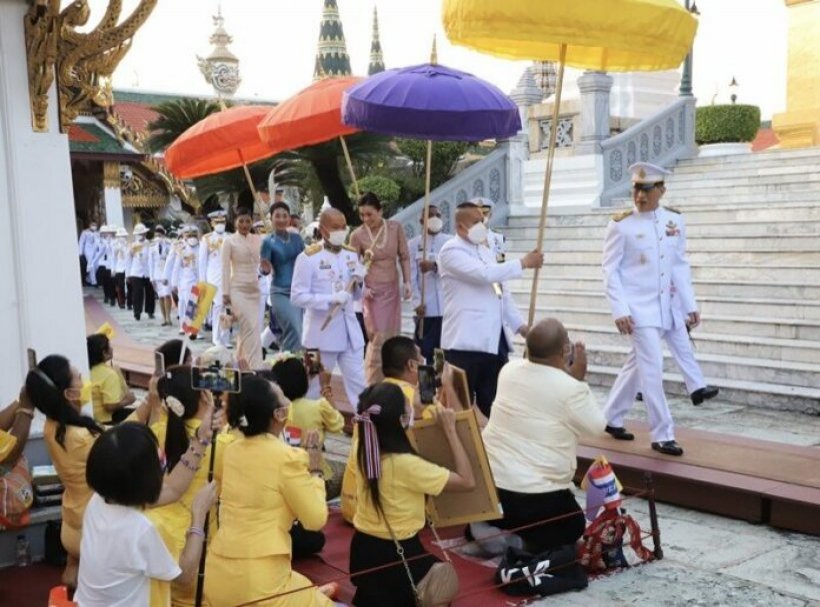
[23,0,158,133]
[103,161,120,188]
[121,166,167,209]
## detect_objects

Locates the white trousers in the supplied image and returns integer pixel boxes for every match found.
[664,321,707,393]
[604,326,676,443]
[307,347,366,411]
[209,297,231,347]
[178,279,195,331]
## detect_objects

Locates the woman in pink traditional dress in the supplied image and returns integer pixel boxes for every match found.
[349,193,411,383]
[222,207,270,369]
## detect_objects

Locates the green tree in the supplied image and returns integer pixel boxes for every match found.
[354,175,402,215]
[396,139,471,192]
[145,98,223,152]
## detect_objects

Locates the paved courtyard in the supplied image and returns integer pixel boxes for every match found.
[87,288,820,606]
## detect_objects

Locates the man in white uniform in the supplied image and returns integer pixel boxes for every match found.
[438,202,543,417]
[149,225,173,327]
[291,208,366,408]
[78,221,100,286]
[601,162,699,456]
[168,225,200,336]
[408,204,451,363]
[125,223,154,321]
[199,211,230,346]
[91,225,116,305]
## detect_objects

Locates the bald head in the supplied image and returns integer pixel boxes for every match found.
[454,204,482,239]
[319,208,346,230]
[526,318,568,361]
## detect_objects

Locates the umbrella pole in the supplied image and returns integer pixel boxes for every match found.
[527,44,567,328]
[418,139,433,340]
[237,149,262,212]
[339,136,361,199]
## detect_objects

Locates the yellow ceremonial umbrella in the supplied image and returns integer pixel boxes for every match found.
[443,0,698,325]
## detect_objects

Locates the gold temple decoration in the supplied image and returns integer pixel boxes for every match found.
[102,160,120,188]
[121,165,168,209]
[24,0,158,133]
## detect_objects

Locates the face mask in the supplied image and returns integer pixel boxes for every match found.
[136,235,145,242]
[466,222,488,245]
[187,237,199,247]
[427,217,443,234]
[327,229,348,247]
[90,226,97,232]
[214,223,226,234]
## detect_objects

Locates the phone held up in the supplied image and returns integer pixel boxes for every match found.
[27,348,37,371]
[304,349,322,375]
[417,365,437,405]
[191,365,242,394]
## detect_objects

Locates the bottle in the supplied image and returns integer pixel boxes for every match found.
[16,534,31,567]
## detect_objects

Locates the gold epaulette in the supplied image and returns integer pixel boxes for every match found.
[664,206,682,215]
[612,209,633,222]
[305,243,322,256]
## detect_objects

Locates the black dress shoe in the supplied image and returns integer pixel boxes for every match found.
[605,425,635,441]
[691,386,719,405]
[636,392,643,401]
[651,440,684,456]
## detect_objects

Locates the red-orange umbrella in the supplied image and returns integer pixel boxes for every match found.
[165,105,274,198]
[258,76,364,196]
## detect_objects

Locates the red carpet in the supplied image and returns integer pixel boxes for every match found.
[292,508,539,606]
[0,561,63,607]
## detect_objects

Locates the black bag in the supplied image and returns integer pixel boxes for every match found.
[495,545,588,597]
[44,520,67,566]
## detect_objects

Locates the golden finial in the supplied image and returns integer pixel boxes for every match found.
[430,34,438,65]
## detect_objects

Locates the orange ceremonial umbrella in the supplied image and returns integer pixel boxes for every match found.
[258,76,364,196]
[165,105,274,200]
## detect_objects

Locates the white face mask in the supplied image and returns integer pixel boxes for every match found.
[136,235,145,242]
[327,229,348,247]
[186,237,199,247]
[427,217,443,234]
[213,223,226,234]
[466,222,488,245]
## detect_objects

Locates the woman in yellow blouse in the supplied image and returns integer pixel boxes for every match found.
[204,375,339,607]
[349,382,475,607]
[25,355,223,590]
[87,333,135,423]
[147,365,235,607]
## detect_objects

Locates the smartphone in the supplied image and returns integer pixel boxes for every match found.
[27,348,37,370]
[154,351,165,378]
[433,348,445,378]
[305,349,322,375]
[418,365,437,405]
[191,365,242,393]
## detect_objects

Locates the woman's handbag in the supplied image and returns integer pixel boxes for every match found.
[0,455,34,529]
[384,510,459,607]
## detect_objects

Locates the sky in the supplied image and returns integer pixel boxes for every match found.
[88,0,789,119]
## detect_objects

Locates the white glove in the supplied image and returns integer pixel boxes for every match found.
[331,291,351,306]
[351,266,366,282]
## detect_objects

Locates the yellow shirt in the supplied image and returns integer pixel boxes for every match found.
[287,396,344,478]
[90,363,127,423]
[43,420,95,533]
[209,434,327,559]
[0,430,16,463]
[353,453,449,541]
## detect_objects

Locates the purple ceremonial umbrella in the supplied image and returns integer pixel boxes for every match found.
[341,62,521,141]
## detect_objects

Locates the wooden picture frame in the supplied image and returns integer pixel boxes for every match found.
[439,362,471,411]
[409,409,502,527]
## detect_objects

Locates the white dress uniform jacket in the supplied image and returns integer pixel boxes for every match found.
[125,241,151,279]
[487,228,507,263]
[78,229,99,260]
[112,239,129,274]
[408,232,451,317]
[198,232,226,288]
[91,237,113,271]
[602,207,696,330]
[438,236,525,355]
[149,238,171,297]
[291,243,365,352]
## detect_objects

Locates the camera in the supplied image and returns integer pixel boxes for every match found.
[304,349,322,375]
[191,363,241,394]
[417,365,437,405]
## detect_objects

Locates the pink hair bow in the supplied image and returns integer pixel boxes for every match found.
[353,405,382,480]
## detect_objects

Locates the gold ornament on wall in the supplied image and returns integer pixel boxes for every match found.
[24,0,158,133]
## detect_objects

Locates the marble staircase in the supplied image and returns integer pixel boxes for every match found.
[500,148,820,415]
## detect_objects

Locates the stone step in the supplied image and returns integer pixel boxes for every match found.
[507,201,820,227]
[676,147,820,167]
[522,262,820,283]
[500,219,820,240]
[505,247,820,266]
[508,275,820,302]
[671,163,820,181]
[509,289,820,321]
[507,237,820,254]
[584,363,820,415]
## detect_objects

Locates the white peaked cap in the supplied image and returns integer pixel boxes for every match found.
[629,162,672,184]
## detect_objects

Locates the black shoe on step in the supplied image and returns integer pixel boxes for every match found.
[691,386,719,405]
[651,440,684,456]
[605,425,634,441]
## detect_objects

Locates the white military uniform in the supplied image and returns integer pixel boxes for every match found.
[667,291,708,394]
[601,205,697,443]
[149,236,172,297]
[291,242,366,407]
[199,230,229,346]
[169,240,200,333]
[125,239,150,280]
[79,228,101,284]
[112,237,129,275]
[486,229,507,263]
[90,229,114,275]
[408,231,451,318]
[438,236,525,355]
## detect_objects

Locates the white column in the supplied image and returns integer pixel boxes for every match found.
[103,161,125,228]
[0,1,88,403]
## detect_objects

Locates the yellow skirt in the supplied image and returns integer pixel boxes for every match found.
[204,553,332,607]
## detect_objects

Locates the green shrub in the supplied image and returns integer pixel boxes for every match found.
[695,104,761,144]
[354,175,402,215]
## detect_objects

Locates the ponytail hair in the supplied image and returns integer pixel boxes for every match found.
[228,375,283,437]
[156,365,200,472]
[25,355,103,449]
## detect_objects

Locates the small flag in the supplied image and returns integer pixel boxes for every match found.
[581,456,623,522]
[182,282,217,336]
